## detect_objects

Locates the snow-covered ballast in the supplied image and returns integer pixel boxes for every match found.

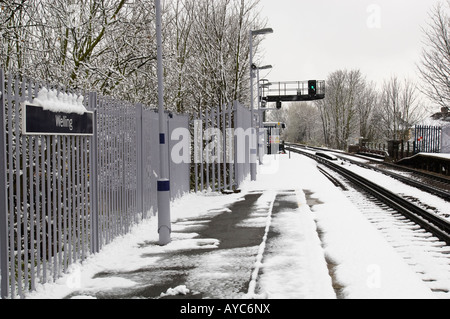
[22,88,93,136]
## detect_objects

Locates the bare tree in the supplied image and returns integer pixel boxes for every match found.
[315,98,331,147]
[379,76,426,140]
[275,102,323,144]
[0,1,44,72]
[0,0,265,115]
[417,0,450,110]
[316,69,365,150]
[357,83,378,141]
[168,0,196,113]
[186,0,265,112]
[1,0,156,98]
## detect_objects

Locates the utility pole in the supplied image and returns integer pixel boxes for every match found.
[249,28,273,181]
[155,0,171,246]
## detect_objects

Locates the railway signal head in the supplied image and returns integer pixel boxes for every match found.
[276,101,282,109]
[308,80,317,97]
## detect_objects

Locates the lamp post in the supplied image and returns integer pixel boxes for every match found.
[255,66,272,164]
[259,79,272,127]
[249,28,273,181]
[155,0,171,246]
[255,66,272,128]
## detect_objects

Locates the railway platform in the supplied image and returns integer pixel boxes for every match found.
[25,152,440,300]
[397,152,450,177]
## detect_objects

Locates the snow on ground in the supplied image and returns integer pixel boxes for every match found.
[255,154,434,299]
[26,191,244,299]
[26,153,436,299]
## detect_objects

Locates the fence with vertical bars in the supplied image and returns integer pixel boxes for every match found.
[0,71,93,298]
[0,69,252,298]
[192,101,252,193]
[414,125,442,154]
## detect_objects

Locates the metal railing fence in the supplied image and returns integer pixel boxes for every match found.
[0,70,191,298]
[0,71,93,298]
[414,125,442,154]
[192,101,252,193]
[0,69,250,298]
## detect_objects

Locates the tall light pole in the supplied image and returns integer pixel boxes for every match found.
[255,65,272,164]
[255,66,272,127]
[259,79,271,128]
[249,28,273,181]
[155,0,171,246]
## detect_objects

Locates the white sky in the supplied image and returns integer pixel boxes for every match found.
[258,0,440,92]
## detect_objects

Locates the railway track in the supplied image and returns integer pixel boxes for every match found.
[286,146,450,246]
[287,146,450,296]
[287,143,450,198]
[341,156,450,201]
[321,166,450,296]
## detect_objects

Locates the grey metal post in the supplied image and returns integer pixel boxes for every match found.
[222,104,227,190]
[200,114,204,191]
[0,69,9,298]
[137,104,144,218]
[155,0,171,246]
[256,68,263,165]
[228,103,233,191]
[249,29,273,175]
[205,109,210,191]
[193,114,200,192]
[211,108,216,192]
[89,92,100,253]
[233,101,240,187]
[249,32,257,181]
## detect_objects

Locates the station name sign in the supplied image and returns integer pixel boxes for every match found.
[22,104,94,136]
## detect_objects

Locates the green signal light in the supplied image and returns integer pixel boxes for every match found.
[308,80,317,97]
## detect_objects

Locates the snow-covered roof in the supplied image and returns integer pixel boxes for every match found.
[417,117,450,127]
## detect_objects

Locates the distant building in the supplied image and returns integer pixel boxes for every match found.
[431,107,450,122]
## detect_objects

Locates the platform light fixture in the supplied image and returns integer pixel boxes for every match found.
[251,28,274,36]
[249,28,273,181]
[255,66,272,127]
[257,65,273,71]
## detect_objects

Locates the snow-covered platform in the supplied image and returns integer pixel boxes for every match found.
[26,154,435,299]
[397,152,450,177]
